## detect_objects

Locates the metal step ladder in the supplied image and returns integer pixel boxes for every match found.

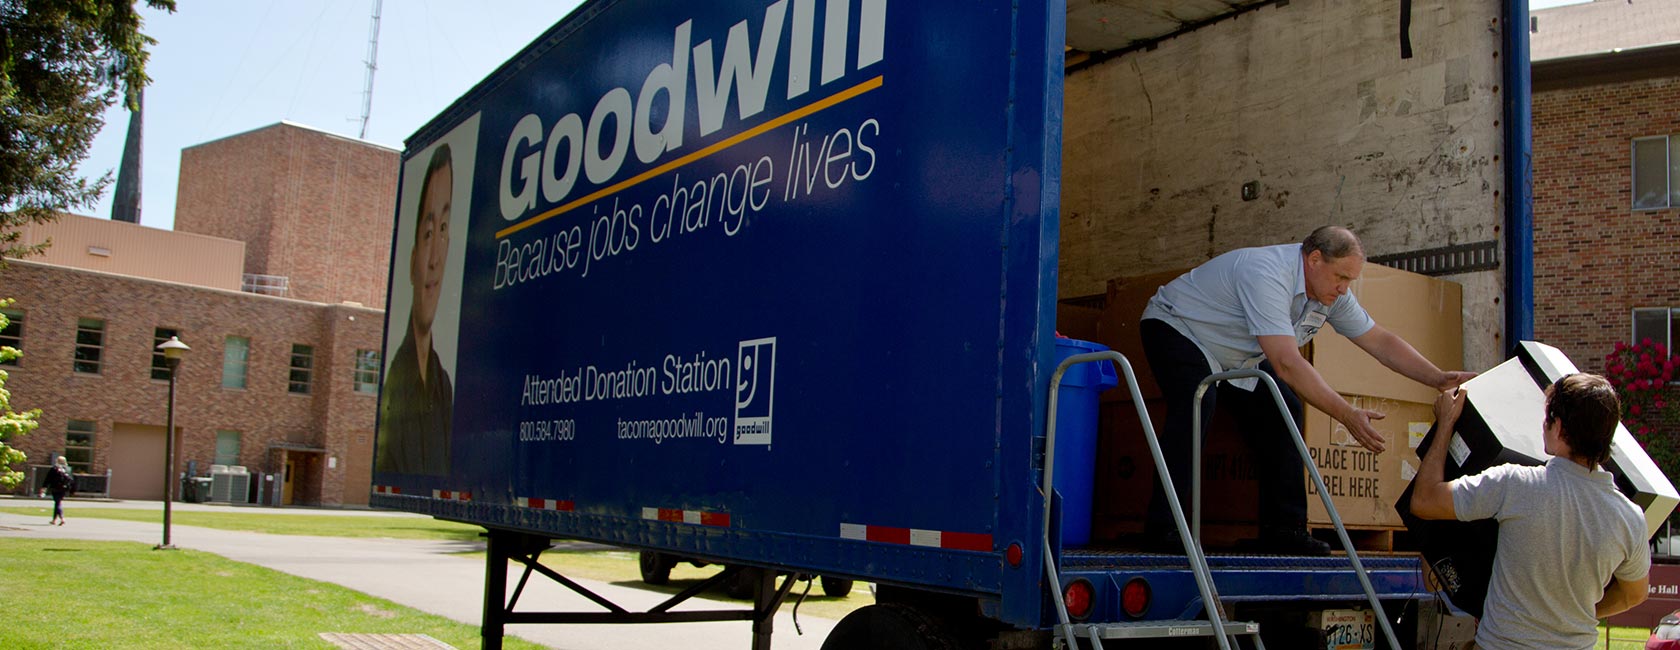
[1043,352,1403,650]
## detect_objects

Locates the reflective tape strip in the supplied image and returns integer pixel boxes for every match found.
[643,507,730,527]
[517,497,574,511]
[372,485,401,495]
[841,523,992,552]
[432,489,472,501]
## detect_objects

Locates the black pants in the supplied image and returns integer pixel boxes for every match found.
[1141,319,1307,536]
[51,492,64,520]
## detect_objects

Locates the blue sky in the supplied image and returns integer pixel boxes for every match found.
[77,0,583,230]
[76,0,1587,230]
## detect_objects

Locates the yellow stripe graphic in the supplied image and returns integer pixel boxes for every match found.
[495,75,885,240]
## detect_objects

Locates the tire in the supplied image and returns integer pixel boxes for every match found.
[638,551,673,585]
[821,576,855,598]
[820,603,959,650]
[725,566,762,599]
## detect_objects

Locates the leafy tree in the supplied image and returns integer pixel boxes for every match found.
[0,0,175,259]
[0,301,38,488]
[0,0,172,485]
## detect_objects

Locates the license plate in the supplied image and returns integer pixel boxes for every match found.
[1317,608,1375,650]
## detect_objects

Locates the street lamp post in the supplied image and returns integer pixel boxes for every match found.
[155,336,190,550]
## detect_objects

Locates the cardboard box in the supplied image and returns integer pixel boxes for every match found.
[1304,396,1432,528]
[1311,263,1464,403]
[1094,268,1189,402]
[1055,302,1103,343]
[1092,399,1261,544]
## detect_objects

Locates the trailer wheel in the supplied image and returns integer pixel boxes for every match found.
[725,566,762,599]
[638,551,674,585]
[820,576,855,598]
[820,604,958,650]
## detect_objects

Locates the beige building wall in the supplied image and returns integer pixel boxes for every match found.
[14,213,244,291]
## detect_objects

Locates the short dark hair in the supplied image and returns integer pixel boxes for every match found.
[414,143,453,244]
[1545,373,1620,466]
[1302,226,1363,261]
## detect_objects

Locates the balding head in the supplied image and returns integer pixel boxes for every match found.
[1302,226,1364,262]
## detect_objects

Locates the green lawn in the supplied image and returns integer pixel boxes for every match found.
[1599,624,1652,649]
[0,538,545,650]
[0,505,871,620]
[0,506,484,541]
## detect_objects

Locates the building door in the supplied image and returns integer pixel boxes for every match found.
[282,456,296,505]
[110,423,167,500]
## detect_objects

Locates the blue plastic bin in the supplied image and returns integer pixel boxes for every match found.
[1052,338,1119,547]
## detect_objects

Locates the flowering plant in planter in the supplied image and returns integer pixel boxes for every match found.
[1603,339,1680,479]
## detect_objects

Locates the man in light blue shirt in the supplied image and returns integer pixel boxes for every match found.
[1140,226,1475,554]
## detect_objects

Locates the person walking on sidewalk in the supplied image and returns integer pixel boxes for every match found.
[43,456,75,525]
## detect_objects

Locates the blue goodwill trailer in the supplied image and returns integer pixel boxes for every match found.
[373,0,1528,647]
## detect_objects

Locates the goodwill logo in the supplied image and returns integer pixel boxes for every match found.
[734,337,776,445]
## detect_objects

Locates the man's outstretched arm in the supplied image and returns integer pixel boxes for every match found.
[1410,388,1466,520]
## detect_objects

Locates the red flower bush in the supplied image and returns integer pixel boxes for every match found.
[1604,339,1680,479]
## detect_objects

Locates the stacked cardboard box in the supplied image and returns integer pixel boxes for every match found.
[1081,263,1463,545]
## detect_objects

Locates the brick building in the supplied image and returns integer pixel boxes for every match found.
[175,122,398,307]
[1530,1,1680,369]
[3,122,398,507]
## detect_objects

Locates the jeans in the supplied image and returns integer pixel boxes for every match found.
[1140,319,1308,537]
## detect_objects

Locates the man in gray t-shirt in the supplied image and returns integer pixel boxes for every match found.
[1412,375,1650,649]
[1139,226,1475,554]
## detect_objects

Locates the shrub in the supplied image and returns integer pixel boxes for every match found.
[1603,339,1680,481]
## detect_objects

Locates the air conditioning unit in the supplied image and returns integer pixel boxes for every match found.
[210,465,250,503]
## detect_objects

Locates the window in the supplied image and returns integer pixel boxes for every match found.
[1632,136,1680,210]
[214,430,241,466]
[1634,307,1680,350]
[0,308,22,366]
[65,420,94,473]
[353,349,381,394]
[73,318,104,374]
[288,344,313,394]
[221,336,249,389]
[151,327,180,380]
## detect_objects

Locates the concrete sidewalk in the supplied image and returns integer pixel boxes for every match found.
[0,505,837,650]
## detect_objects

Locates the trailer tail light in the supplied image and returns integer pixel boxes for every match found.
[1063,579,1095,620]
[1006,542,1023,567]
[1121,578,1151,619]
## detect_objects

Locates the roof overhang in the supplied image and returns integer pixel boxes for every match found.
[1532,42,1680,92]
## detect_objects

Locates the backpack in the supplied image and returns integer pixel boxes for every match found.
[48,467,74,493]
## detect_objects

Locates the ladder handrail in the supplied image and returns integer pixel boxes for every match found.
[1045,350,1236,650]
[1190,368,1402,650]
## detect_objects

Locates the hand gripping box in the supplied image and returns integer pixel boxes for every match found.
[1396,341,1679,617]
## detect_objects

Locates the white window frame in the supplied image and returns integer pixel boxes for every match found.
[1632,135,1679,210]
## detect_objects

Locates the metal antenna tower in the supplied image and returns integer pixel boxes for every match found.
[358,0,384,139]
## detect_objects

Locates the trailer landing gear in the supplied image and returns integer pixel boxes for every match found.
[481,529,795,650]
